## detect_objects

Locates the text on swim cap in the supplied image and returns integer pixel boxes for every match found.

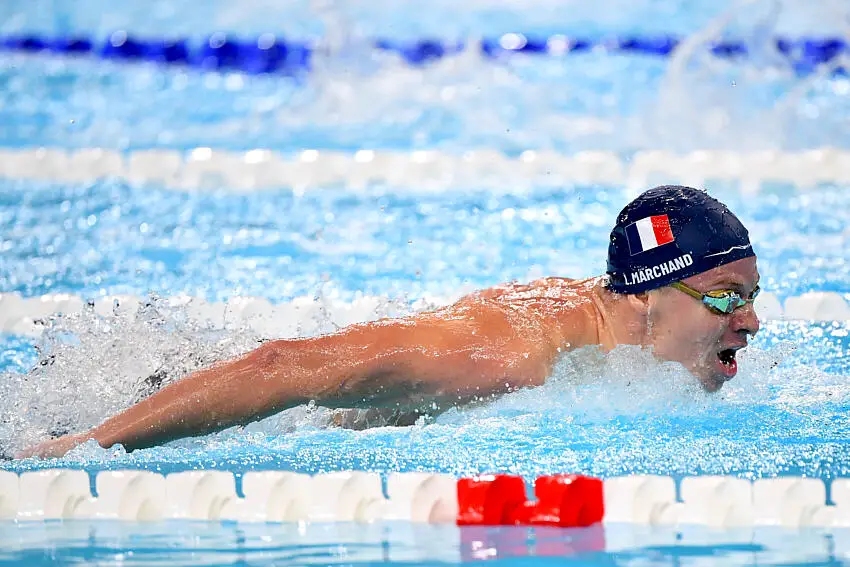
[623,253,694,286]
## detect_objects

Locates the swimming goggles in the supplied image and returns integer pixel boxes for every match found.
[670,281,760,315]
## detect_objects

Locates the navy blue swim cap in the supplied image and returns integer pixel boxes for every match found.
[606,185,755,294]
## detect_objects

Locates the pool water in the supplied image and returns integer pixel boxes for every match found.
[2,0,850,565]
[1,522,848,566]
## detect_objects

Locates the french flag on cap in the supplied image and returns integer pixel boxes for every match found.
[625,214,675,255]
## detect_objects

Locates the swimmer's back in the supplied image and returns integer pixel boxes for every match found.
[458,276,601,344]
[469,276,594,303]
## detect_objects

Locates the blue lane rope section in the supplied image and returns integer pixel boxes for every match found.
[0,32,846,75]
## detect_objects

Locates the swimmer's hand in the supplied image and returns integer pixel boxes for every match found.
[15,433,91,460]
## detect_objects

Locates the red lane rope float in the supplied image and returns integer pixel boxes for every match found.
[457,474,604,527]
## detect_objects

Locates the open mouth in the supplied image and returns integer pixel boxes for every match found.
[716,347,740,379]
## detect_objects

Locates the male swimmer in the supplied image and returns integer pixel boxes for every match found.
[18,185,760,459]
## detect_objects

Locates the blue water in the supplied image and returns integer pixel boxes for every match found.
[3,2,850,153]
[0,0,798,41]
[2,181,850,302]
[1,52,849,152]
[3,0,850,565]
[0,522,847,566]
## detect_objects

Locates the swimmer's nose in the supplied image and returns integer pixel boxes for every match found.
[731,301,760,337]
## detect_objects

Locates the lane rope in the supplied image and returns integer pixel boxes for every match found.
[0,469,848,529]
[0,32,847,74]
[0,289,846,338]
[1,147,850,192]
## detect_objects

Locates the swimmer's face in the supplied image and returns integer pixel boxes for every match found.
[644,257,761,391]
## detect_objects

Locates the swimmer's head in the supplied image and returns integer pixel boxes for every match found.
[606,185,760,391]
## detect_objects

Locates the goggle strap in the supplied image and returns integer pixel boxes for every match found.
[670,281,704,301]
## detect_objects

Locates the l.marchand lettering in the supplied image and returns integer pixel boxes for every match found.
[623,253,694,285]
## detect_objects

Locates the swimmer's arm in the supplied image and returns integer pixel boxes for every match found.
[19,307,543,457]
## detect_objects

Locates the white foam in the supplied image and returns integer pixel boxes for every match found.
[0,296,268,454]
[0,291,433,338]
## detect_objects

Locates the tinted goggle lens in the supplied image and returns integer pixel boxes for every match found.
[703,286,760,314]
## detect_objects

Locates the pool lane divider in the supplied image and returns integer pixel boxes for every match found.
[0,32,847,74]
[1,469,849,529]
[457,474,604,527]
[1,147,850,193]
[0,290,848,338]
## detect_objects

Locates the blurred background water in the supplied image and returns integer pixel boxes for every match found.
[1,0,850,565]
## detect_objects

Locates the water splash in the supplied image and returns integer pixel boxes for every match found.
[650,0,850,150]
[3,290,848,480]
[0,297,264,454]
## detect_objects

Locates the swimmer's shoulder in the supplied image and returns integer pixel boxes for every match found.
[515,275,605,299]
[458,275,604,307]
[425,276,603,367]
[530,275,599,289]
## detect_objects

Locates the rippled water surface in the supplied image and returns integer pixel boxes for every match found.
[2,180,850,301]
[1,178,850,482]
[3,0,850,565]
[1,522,849,566]
[1,308,849,480]
[2,0,850,152]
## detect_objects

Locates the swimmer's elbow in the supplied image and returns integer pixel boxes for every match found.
[245,334,386,405]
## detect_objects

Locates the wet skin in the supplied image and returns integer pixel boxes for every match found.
[17,257,760,459]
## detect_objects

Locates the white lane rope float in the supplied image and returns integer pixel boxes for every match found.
[0,147,849,192]
[0,290,847,338]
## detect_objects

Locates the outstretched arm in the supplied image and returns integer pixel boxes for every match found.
[17,301,548,459]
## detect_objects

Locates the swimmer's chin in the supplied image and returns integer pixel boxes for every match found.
[693,357,738,393]
[698,373,732,393]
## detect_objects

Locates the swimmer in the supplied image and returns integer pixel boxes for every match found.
[17,185,761,459]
